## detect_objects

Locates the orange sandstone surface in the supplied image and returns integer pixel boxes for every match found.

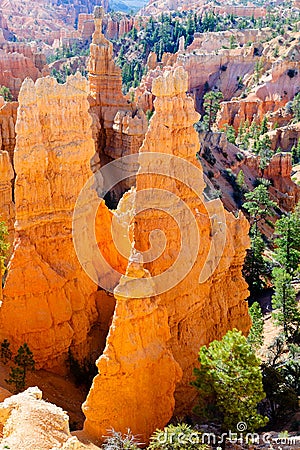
[0,9,255,445]
[0,74,100,370]
[83,67,251,444]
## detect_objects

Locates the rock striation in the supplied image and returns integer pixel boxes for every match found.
[218,60,300,131]
[0,74,99,370]
[83,67,251,442]
[0,43,49,99]
[0,150,14,247]
[0,100,18,161]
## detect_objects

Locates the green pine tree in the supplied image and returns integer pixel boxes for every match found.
[192,329,268,432]
[202,90,223,132]
[248,302,264,350]
[272,268,300,341]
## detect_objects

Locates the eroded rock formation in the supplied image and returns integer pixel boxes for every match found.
[0,387,90,449]
[83,259,182,444]
[0,150,14,246]
[0,43,49,99]
[0,74,99,370]
[83,67,251,443]
[88,6,147,200]
[218,60,300,131]
[0,100,18,161]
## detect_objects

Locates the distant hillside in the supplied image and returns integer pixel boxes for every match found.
[109,0,148,13]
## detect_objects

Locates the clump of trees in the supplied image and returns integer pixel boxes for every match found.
[243,202,300,426]
[236,117,272,168]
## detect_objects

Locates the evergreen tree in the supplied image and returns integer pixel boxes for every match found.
[291,92,300,123]
[243,229,270,295]
[248,302,264,350]
[243,181,276,295]
[0,86,13,102]
[272,268,300,341]
[243,180,277,237]
[0,339,12,365]
[291,139,300,165]
[192,329,268,432]
[5,343,35,393]
[222,124,236,144]
[202,90,223,131]
[274,208,300,275]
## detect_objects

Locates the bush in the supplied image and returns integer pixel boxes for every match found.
[261,364,298,424]
[192,329,268,432]
[102,428,142,449]
[148,423,207,450]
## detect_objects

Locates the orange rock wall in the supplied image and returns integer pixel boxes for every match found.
[83,262,182,444]
[135,67,251,414]
[0,150,14,246]
[0,44,49,100]
[0,101,18,162]
[1,74,99,370]
[88,7,147,198]
[83,67,251,443]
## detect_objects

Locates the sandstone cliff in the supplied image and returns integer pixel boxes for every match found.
[88,7,147,201]
[135,44,265,114]
[218,60,300,131]
[0,74,99,370]
[83,259,182,444]
[0,43,49,100]
[83,67,251,443]
[0,150,14,248]
[139,0,265,18]
[0,100,18,161]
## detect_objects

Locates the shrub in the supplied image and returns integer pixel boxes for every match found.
[192,329,268,432]
[0,339,12,365]
[102,428,142,449]
[261,364,298,424]
[0,86,13,102]
[5,343,35,393]
[148,423,207,450]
